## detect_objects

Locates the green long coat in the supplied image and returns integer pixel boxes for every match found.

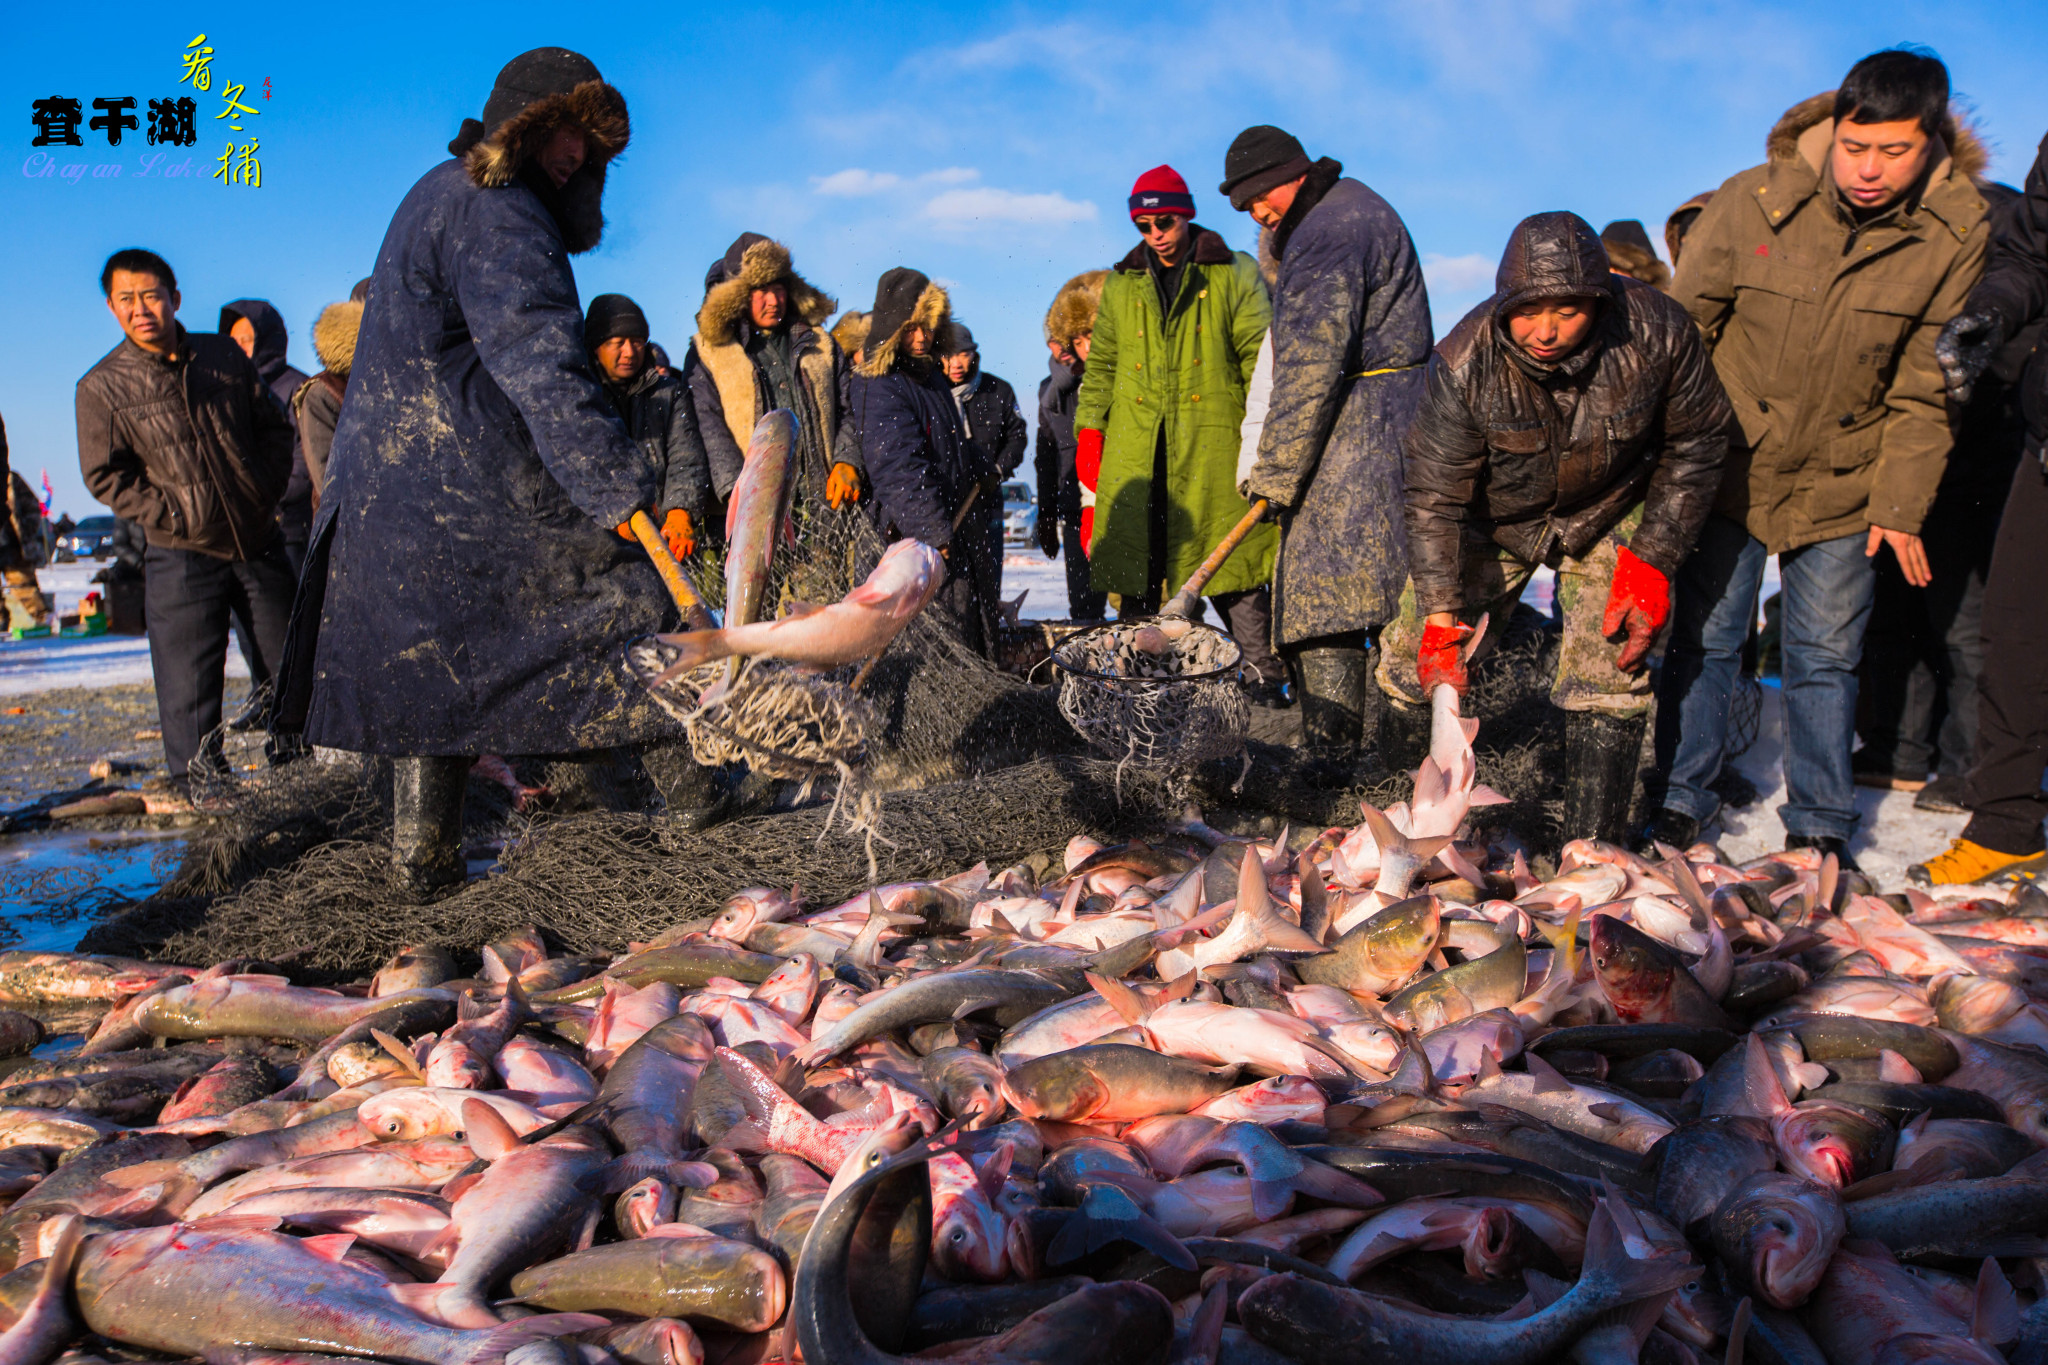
[1075,227,1276,601]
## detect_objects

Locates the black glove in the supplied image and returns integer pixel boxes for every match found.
[1936,310,2003,405]
[1036,512,1060,559]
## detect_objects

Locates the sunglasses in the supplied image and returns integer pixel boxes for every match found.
[1134,214,1184,233]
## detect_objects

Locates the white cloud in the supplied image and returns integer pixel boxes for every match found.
[923,187,1097,228]
[812,166,980,197]
[1422,253,1496,295]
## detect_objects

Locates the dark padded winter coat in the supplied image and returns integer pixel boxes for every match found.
[954,367,1029,479]
[1968,130,2048,448]
[1035,359,1081,526]
[1243,162,1433,643]
[851,281,992,550]
[290,84,677,757]
[221,299,312,545]
[76,325,293,561]
[1404,212,1733,615]
[602,365,715,536]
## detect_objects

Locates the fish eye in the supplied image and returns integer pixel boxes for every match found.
[951,1229,966,1242]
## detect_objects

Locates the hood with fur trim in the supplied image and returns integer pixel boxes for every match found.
[857,281,950,378]
[695,238,836,349]
[452,80,629,254]
[829,311,869,358]
[312,300,363,378]
[1767,90,1989,186]
[1043,269,1106,349]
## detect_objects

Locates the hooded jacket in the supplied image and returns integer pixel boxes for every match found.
[76,324,294,561]
[1073,225,1275,600]
[686,236,849,502]
[220,298,312,541]
[1404,212,1733,615]
[1671,92,1989,552]
[284,66,675,755]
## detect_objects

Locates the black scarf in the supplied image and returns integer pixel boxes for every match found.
[1270,157,1345,261]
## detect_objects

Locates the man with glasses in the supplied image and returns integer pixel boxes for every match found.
[1073,165,1283,701]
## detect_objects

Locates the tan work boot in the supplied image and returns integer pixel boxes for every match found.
[2,568,50,632]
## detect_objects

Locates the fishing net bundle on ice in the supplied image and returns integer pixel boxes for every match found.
[79,502,1579,972]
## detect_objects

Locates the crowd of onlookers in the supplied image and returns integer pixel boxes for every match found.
[10,40,2046,899]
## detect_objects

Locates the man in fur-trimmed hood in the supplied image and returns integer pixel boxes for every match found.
[288,276,368,511]
[1034,270,1108,619]
[1651,47,1990,866]
[850,266,1001,653]
[278,47,691,899]
[687,233,860,514]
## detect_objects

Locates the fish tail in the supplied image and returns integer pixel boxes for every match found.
[1288,1159,1384,1210]
[1237,848,1327,956]
[1580,1198,1696,1307]
[647,630,733,687]
[455,1312,612,1365]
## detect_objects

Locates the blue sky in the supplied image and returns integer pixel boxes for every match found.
[5,0,2044,520]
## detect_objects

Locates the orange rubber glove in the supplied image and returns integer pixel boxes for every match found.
[1417,619,1474,694]
[826,462,862,510]
[1075,428,1104,555]
[660,508,695,560]
[1600,545,1670,672]
[615,509,695,560]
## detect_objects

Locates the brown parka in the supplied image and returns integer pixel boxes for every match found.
[76,326,294,561]
[1670,93,1989,554]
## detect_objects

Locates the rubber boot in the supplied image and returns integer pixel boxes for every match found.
[1561,710,1648,847]
[640,744,736,833]
[1378,697,1432,774]
[391,756,470,901]
[1295,647,1367,751]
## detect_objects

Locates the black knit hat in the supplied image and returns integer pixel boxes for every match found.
[868,267,932,349]
[1219,125,1315,210]
[584,293,649,346]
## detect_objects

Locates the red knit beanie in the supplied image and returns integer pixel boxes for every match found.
[1128,165,1194,221]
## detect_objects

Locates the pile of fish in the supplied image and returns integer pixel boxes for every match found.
[6,690,2048,1363]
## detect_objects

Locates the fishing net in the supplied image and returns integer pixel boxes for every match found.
[1051,621,1251,786]
[77,497,1574,971]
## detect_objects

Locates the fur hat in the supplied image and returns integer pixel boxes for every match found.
[1043,269,1106,349]
[829,311,869,358]
[448,48,629,254]
[312,300,363,379]
[858,268,949,378]
[695,236,836,348]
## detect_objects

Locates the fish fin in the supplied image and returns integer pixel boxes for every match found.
[1054,1183,1196,1272]
[1841,1168,1926,1201]
[1876,1049,1923,1085]
[1523,1268,1572,1311]
[1789,1061,1830,1095]
[460,1098,521,1163]
[1288,1159,1383,1209]
[1725,1296,1753,1365]
[1733,1033,1793,1118]
[1087,972,1153,1026]
[372,1028,429,1083]
[456,987,488,1023]
[1391,1040,1435,1095]
[1469,785,1511,807]
[1249,1177,1294,1222]
[1587,1102,1628,1122]
[1523,1050,1574,1094]
[299,1232,357,1264]
[1974,1257,2021,1346]
[1187,1280,1228,1365]
[1296,848,1331,944]
[1473,1050,1504,1086]
[643,1221,720,1239]
[975,1140,1015,1204]
[1160,970,1200,1003]
[394,1281,501,1331]
[101,1157,185,1191]
[601,1154,717,1193]
[440,1171,486,1205]
[719,1119,770,1154]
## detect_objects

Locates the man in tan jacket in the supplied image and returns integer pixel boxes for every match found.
[1644,48,1988,867]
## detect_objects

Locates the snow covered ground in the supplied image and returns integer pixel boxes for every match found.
[0,564,248,696]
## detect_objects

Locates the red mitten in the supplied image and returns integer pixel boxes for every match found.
[1417,619,1474,694]
[1075,428,1104,556]
[1601,545,1670,672]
